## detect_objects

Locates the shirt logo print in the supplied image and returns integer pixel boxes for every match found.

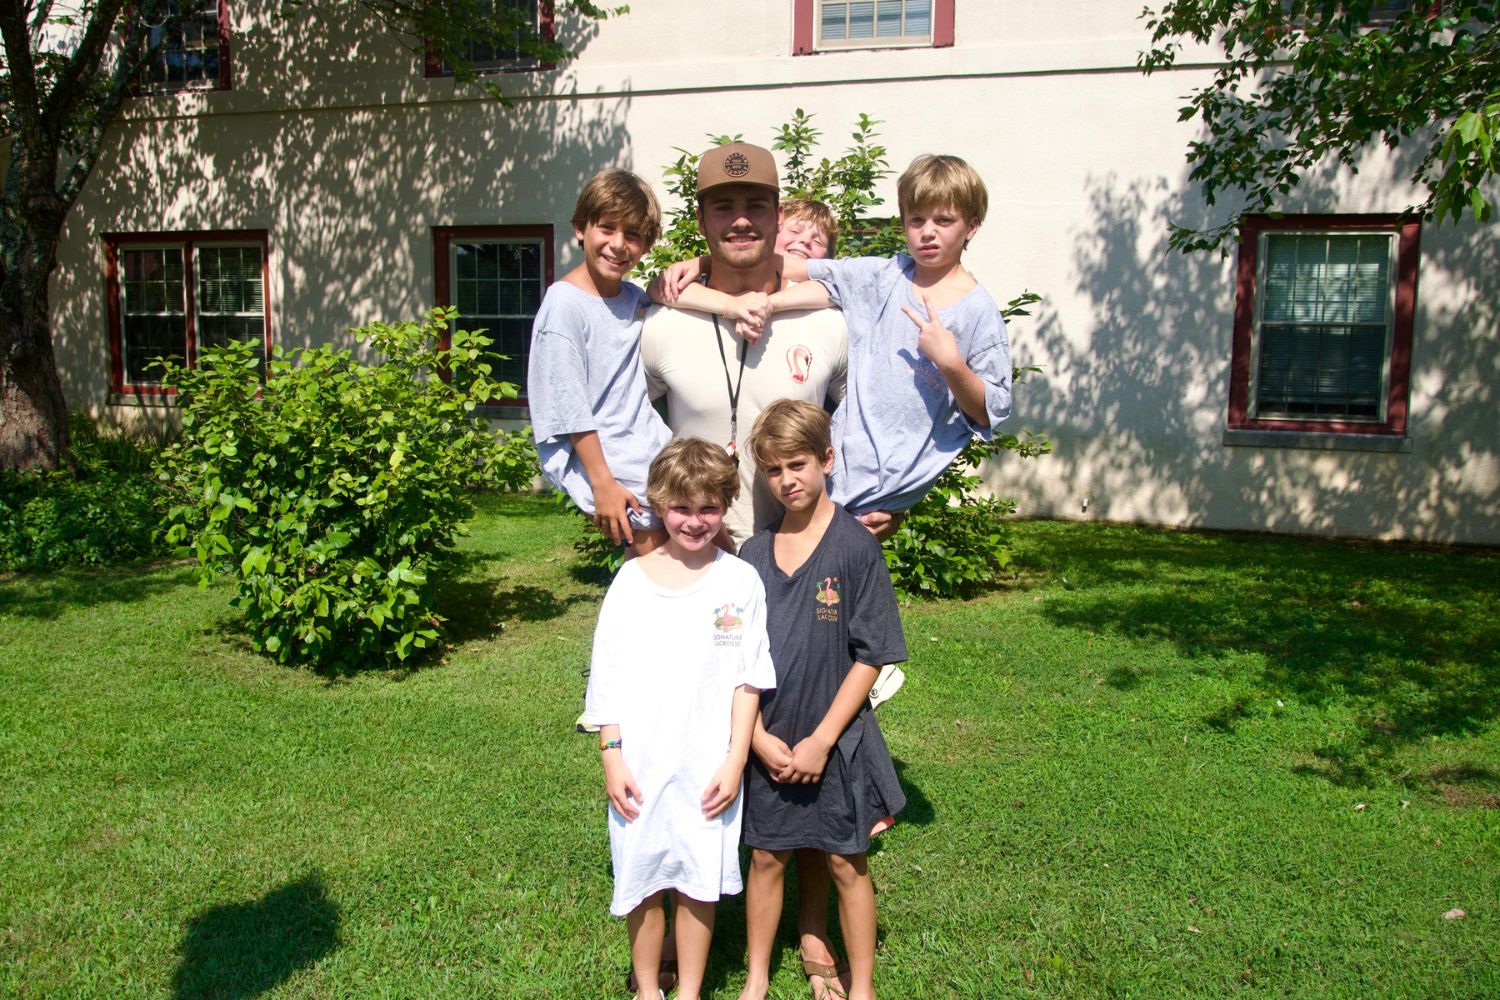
[787,345,813,384]
[714,603,745,631]
[815,576,841,622]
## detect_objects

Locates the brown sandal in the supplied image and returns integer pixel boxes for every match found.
[800,951,850,1000]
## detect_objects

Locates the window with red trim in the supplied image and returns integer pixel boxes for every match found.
[433,225,554,405]
[105,231,271,395]
[424,0,556,78]
[1228,215,1418,437]
[793,0,954,54]
[139,0,233,93]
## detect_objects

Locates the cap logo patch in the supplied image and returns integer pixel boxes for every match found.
[723,153,751,178]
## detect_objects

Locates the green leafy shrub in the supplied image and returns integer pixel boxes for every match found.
[156,308,532,668]
[0,413,170,571]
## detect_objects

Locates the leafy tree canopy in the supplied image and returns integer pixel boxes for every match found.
[1140,1,1500,251]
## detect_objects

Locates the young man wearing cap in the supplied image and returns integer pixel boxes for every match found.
[640,142,849,550]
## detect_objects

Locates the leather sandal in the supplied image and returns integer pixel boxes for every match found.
[624,959,677,996]
[800,950,850,1000]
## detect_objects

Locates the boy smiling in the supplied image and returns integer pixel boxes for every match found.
[528,169,672,556]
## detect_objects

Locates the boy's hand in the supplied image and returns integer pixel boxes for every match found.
[654,257,704,304]
[701,759,745,819]
[592,477,642,546]
[903,293,963,371]
[752,728,794,782]
[785,733,834,784]
[859,509,905,542]
[725,291,771,344]
[603,754,644,821]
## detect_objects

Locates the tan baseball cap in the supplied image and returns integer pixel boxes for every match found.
[696,142,780,197]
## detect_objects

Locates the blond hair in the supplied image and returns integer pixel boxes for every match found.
[781,198,839,253]
[571,169,662,248]
[748,399,832,471]
[897,154,988,227]
[646,438,740,510]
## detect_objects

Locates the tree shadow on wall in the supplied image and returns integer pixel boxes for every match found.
[171,873,340,1000]
[52,7,630,394]
[1008,142,1500,544]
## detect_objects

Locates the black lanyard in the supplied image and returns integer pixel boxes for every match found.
[711,314,746,460]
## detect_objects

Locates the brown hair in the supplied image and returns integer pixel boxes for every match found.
[781,198,839,253]
[646,438,740,510]
[572,169,662,248]
[897,154,988,228]
[748,399,832,471]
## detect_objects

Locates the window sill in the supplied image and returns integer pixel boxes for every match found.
[109,392,178,408]
[1222,428,1412,453]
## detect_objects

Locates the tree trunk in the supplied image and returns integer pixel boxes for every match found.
[0,271,70,471]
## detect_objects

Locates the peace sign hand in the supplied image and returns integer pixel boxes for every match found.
[901,292,962,371]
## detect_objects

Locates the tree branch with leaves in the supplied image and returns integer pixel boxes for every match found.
[1140,1,1500,252]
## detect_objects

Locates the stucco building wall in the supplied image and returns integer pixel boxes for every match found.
[49,2,1500,544]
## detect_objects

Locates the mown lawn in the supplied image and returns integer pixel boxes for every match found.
[1,495,1495,999]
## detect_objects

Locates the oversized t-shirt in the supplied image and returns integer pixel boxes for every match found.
[640,303,847,546]
[527,281,672,527]
[582,551,777,916]
[806,254,1013,514]
[737,505,908,854]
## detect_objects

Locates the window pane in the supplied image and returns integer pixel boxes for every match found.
[1257,232,1392,419]
[822,1,849,40]
[448,236,546,398]
[195,244,266,379]
[141,0,221,91]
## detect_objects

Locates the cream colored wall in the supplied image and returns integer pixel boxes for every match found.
[51,2,1500,543]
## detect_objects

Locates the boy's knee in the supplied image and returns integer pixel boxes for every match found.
[751,848,791,873]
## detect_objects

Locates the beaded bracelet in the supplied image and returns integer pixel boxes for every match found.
[599,738,622,752]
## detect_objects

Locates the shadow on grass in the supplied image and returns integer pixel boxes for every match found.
[0,561,196,621]
[1018,523,1500,784]
[171,873,339,1000]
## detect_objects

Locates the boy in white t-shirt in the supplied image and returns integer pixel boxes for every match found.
[583,438,776,1000]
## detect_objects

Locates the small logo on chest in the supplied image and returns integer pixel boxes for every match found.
[815,576,841,621]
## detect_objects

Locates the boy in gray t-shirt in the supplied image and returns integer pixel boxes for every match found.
[527,170,672,556]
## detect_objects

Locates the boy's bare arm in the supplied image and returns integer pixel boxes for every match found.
[703,684,761,818]
[768,279,832,314]
[571,430,641,546]
[599,723,643,821]
[784,661,882,784]
[751,712,794,781]
[902,292,990,426]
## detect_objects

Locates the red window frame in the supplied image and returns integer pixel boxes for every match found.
[104,229,272,397]
[793,0,954,54]
[137,0,234,94]
[424,0,557,78]
[433,224,555,407]
[1228,214,1419,437]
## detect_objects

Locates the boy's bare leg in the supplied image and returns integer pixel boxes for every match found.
[627,526,669,559]
[828,853,877,1000]
[796,849,849,997]
[672,892,716,1000]
[738,848,790,1000]
[627,891,667,1000]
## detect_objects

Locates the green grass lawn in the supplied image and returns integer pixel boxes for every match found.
[2,496,1496,999]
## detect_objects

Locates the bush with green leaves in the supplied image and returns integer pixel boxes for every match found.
[156,308,532,667]
[623,110,1052,597]
[0,412,170,572]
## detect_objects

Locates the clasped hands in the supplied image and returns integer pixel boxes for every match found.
[752,728,833,785]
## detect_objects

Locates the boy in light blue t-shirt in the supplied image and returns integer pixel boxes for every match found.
[776,153,1013,521]
[528,169,672,557]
